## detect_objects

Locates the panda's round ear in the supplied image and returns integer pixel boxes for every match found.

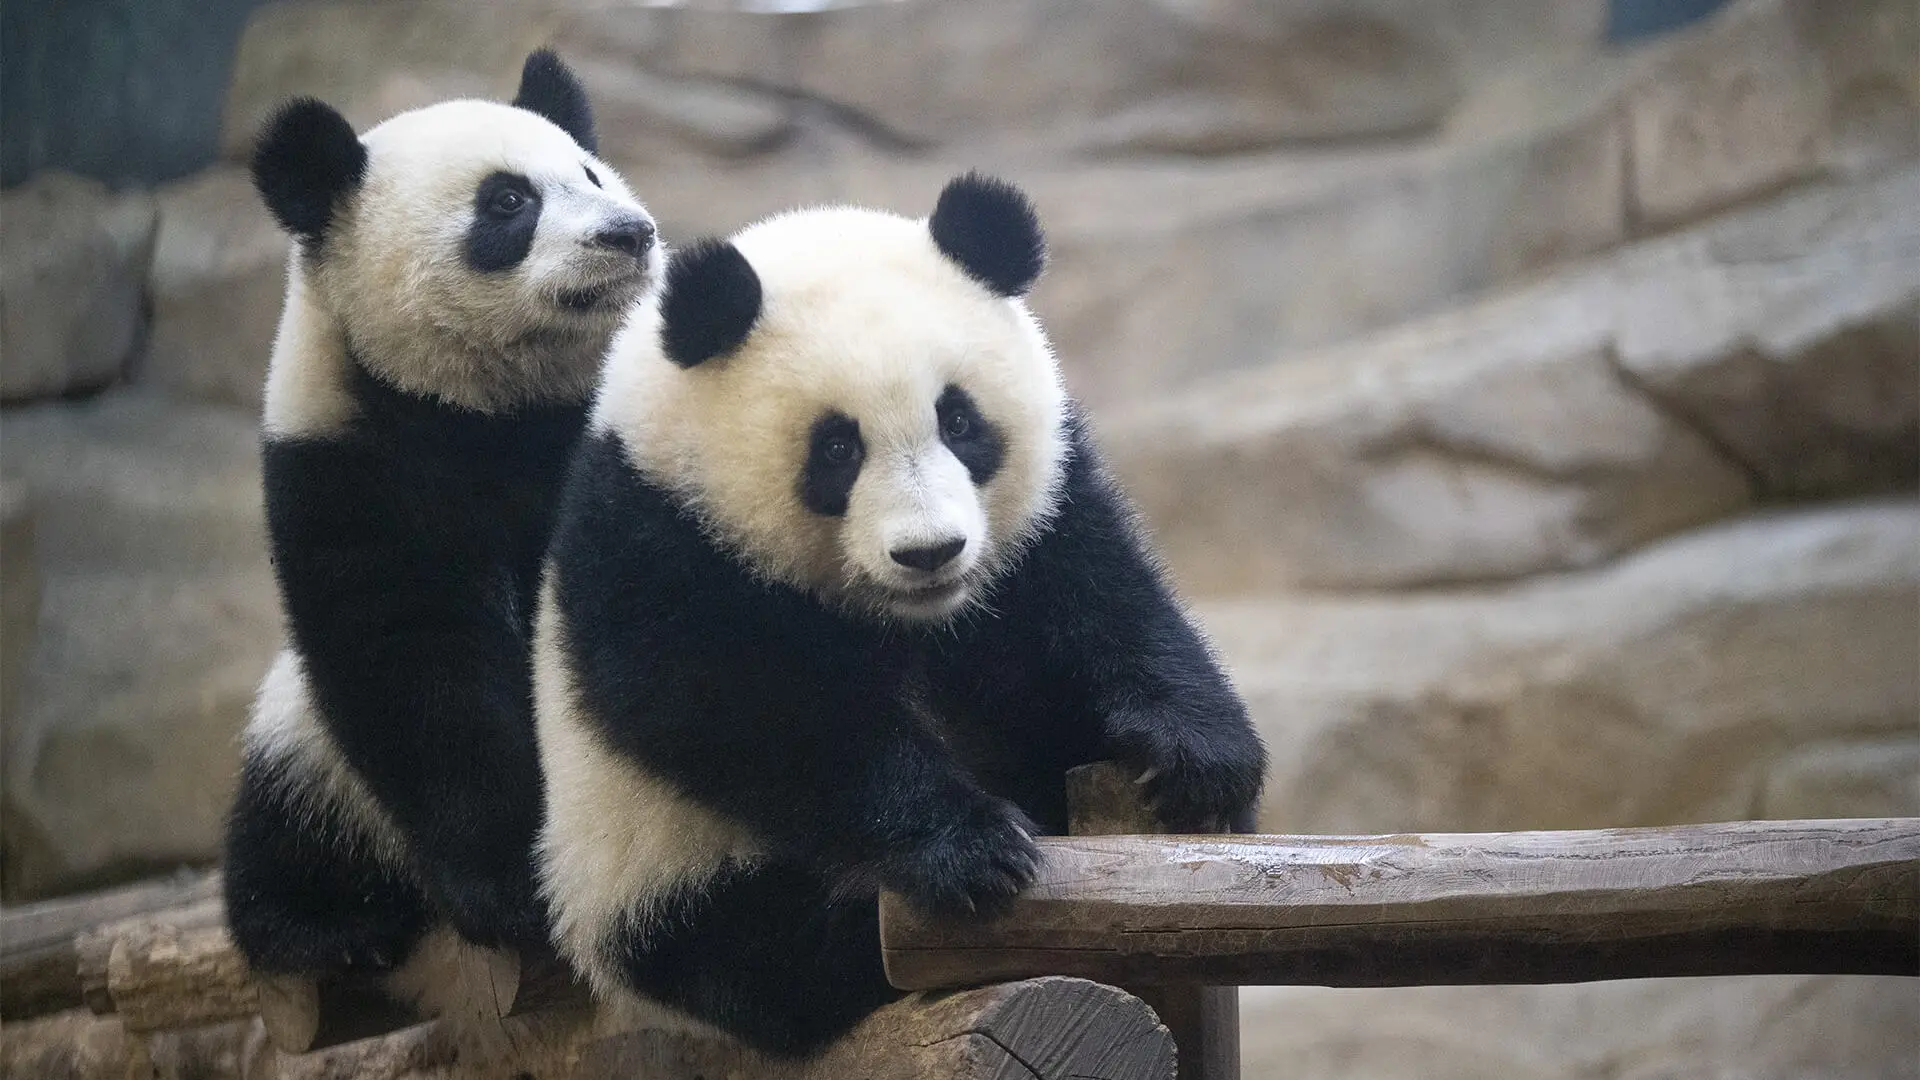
[929,172,1046,298]
[251,98,368,249]
[661,239,762,368]
[513,49,597,154]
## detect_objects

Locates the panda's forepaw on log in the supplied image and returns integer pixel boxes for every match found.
[1120,731,1266,835]
[880,795,1041,919]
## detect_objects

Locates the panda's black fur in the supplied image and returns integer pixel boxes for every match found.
[224,50,657,980]
[228,367,588,964]
[538,175,1266,1055]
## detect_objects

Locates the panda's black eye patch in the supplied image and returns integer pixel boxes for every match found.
[936,385,1003,486]
[466,171,542,273]
[800,412,864,517]
[584,164,602,188]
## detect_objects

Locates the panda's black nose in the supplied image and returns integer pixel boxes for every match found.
[595,218,655,258]
[891,538,966,573]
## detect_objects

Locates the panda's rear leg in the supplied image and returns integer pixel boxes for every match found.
[614,862,900,1058]
[223,760,430,975]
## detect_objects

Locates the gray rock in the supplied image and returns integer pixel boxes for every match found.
[1624,0,1919,229]
[1107,168,1920,593]
[0,174,158,404]
[0,395,276,900]
[227,0,1606,164]
[140,167,287,409]
[220,0,548,160]
[224,1,792,163]
[1241,975,1918,1080]
[1,478,37,722]
[1198,500,1919,835]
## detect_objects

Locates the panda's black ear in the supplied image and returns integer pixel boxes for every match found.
[928,171,1046,298]
[660,239,762,368]
[251,98,368,248]
[513,49,597,154]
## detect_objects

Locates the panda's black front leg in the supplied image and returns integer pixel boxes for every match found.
[1018,422,1268,833]
[648,687,1044,919]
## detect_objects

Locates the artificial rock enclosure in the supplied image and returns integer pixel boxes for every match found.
[1,0,1916,1077]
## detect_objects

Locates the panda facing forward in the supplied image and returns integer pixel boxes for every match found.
[223,51,662,982]
[535,174,1267,1055]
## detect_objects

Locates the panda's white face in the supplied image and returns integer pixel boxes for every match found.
[307,101,658,411]
[597,200,1068,623]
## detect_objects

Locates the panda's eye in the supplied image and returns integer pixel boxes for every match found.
[942,410,971,439]
[583,165,602,188]
[824,436,859,464]
[490,189,528,215]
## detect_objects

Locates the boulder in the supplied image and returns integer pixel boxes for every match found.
[140,167,287,409]
[1624,0,1919,230]
[0,174,158,403]
[1198,500,1919,836]
[222,1,797,163]
[0,395,277,901]
[226,0,1608,164]
[1107,167,1920,593]
[1,478,37,720]
[220,1,550,160]
[1241,975,1918,1080]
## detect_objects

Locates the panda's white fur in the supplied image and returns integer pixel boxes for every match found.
[265,101,658,434]
[532,577,763,1007]
[592,206,1069,623]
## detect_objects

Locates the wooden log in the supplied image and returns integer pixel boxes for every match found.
[881,817,1920,990]
[0,868,220,1019]
[71,908,584,1055]
[74,900,255,1033]
[577,977,1173,1080]
[0,1008,267,1080]
[1063,762,1238,1080]
[5,980,1171,1080]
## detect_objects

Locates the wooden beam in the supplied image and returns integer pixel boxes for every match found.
[0,869,220,1020]
[1064,762,1238,1080]
[881,818,1920,990]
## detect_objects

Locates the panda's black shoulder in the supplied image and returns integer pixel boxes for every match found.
[983,404,1175,628]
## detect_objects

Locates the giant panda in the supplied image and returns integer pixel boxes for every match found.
[533,173,1268,1056]
[222,50,663,988]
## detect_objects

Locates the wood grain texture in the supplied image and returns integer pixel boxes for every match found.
[74,901,257,1033]
[1063,761,1239,1080]
[882,817,1920,989]
[578,977,1174,1080]
[0,869,220,1019]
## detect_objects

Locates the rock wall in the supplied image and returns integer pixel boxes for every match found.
[0,0,1913,1076]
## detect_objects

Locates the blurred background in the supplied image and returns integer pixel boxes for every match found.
[1,0,1915,1076]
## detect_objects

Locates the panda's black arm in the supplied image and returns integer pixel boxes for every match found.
[1004,415,1268,831]
[262,438,549,947]
[549,435,1040,914]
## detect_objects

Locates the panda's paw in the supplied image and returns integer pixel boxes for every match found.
[886,796,1041,919]
[1125,731,1265,834]
[425,870,547,950]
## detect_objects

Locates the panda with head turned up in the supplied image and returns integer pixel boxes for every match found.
[534,173,1267,1056]
[222,51,661,986]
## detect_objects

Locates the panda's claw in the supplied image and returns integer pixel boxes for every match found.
[885,794,1041,919]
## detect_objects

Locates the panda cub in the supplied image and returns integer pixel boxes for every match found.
[535,174,1267,1055]
[224,51,661,980]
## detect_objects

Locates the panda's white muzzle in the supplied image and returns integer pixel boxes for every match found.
[850,444,985,619]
